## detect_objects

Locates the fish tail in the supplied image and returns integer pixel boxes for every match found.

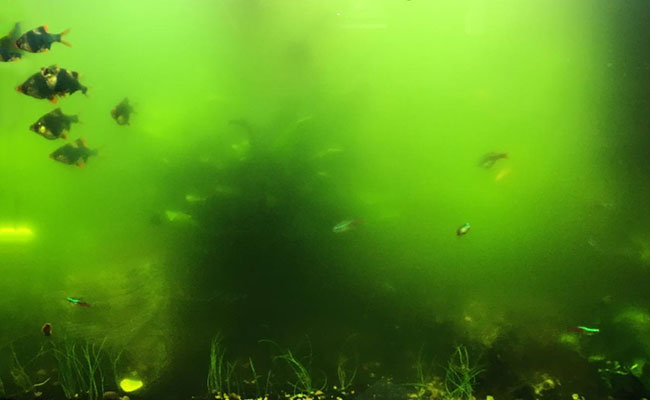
[70,115,80,123]
[58,29,71,47]
[81,85,88,95]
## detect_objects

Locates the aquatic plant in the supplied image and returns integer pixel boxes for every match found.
[261,339,325,394]
[110,348,125,390]
[207,333,226,395]
[8,344,49,396]
[443,346,483,400]
[82,340,106,400]
[336,354,357,391]
[404,347,443,400]
[248,357,263,397]
[224,360,241,394]
[336,335,358,391]
[52,341,84,398]
[414,347,434,387]
[51,339,107,400]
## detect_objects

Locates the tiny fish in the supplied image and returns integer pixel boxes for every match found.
[15,25,70,53]
[41,322,52,336]
[568,326,600,336]
[333,219,363,233]
[66,297,91,307]
[479,152,508,169]
[457,222,471,236]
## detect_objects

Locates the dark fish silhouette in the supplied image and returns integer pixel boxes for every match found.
[30,108,79,140]
[15,25,70,53]
[40,65,88,96]
[16,71,54,101]
[17,65,87,103]
[0,23,22,62]
[479,152,508,169]
[50,138,97,168]
[111,98,133,125]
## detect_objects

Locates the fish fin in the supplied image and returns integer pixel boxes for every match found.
[70,115,79,123]
[49,97,58,105]
[61,133,68,140]
[77,137,88,148]
[76,161,85,168]
[58,29,71,46]
[8,22,21,41]
[42,25,49,33]
[15,85,22,93]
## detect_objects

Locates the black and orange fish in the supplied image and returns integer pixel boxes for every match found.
[41,322,52,336]
[14,25,70,53]
[40,65,88,97]
[50,138,97,168]
[17,65,87,103]
[30,108,79,140]
[16,71,54,101]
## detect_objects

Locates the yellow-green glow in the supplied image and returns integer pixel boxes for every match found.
[119,378,143,392]
[0,227,34,242]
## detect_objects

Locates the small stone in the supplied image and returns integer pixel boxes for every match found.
[103,392,120,400]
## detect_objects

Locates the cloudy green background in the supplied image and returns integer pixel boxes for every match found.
[1,0,649,397]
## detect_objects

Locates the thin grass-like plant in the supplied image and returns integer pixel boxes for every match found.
[8,344,49,395]
[227,360,243,394]
[52,341,84,399]
[336,354,357,391]
[51,339,107,400]
[248,357,262,397]
[443,346,483,400]
[336,335,358,392]
[207,333,226,395]
[260,339,325,394]
[82,340,106,400]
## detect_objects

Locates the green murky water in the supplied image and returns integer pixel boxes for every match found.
[1,1,650,399]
